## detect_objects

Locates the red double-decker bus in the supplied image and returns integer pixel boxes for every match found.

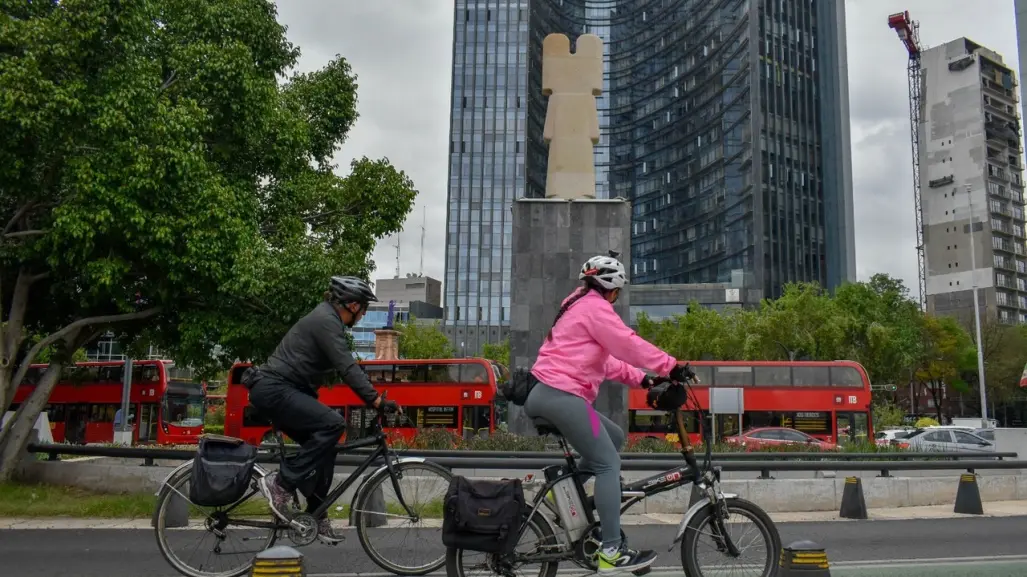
[10,360,206,445]
[628,360,874,445]
[224,358,500,446]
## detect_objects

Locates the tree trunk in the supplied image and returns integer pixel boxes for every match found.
[0,344,76,481]
[0,268,37,417]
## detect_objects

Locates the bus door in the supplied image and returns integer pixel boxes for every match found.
[65,404,89,445]
[835,411,869,445]
[137,404,158,443]
[462,405,491,440]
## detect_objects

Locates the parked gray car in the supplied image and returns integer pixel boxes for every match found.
[899,427,994,452]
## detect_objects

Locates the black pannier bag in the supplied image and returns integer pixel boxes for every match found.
[189,434,258,507]
[442,476,526,554]
[498,368,537,406]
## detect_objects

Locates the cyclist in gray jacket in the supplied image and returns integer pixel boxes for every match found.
[246,276,399,544]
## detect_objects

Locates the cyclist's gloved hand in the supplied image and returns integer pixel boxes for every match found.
[642,375,672,389]
[670,364,697,383]
[379,398,401,414]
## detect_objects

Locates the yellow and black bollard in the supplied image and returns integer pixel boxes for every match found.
[838,476,868,520]
[779,540,831,576]
[251,545,305,577]
[954,473,984,515]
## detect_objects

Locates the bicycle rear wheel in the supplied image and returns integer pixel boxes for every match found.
[680,497,781,577]
[154,464,278,577]
[353,460,453,575]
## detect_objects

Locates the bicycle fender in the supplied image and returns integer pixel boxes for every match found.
[671,492,738,546]
[347,457,427,524]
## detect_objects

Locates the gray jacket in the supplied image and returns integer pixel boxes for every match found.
[255,301,378,404]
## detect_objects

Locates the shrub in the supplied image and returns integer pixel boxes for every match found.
[914,417,940,428]
[465,431,548,452]
[624,436,678,453]
[205,405,225,427]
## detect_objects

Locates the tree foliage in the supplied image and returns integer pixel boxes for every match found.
[395,320,454,360]
[0,1,417,477]
[481,339,510,369]
[637,274,988,419]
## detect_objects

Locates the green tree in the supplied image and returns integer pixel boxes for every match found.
[636,303,756,360]
[749,282,847,361]
[833,274,922,389]
[912,315,976,422]
[0,1,416,478]
[481,339,510,369]
[872,401,906,429]
[395,320,454,359]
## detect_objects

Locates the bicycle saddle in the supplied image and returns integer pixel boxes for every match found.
[531,417,562,437]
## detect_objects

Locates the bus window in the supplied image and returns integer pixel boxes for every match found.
[90,404,117,422]
[630,410,698,434]
[792,366,829,387]
[416,406,458,428]
[753,366,791,386]
[366,365,396,382]
[689,366,713,386]
[135,365,159,383]
[831,366,864,388]
[163,393,205,427]
[44,404,65,423]
[783,411,831,435]
[714,365,753,386]
[230,365,249,386]
[461,363,487,383]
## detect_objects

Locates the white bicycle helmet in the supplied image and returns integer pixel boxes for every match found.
[579,255,628,291]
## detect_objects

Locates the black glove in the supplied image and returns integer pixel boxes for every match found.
[670,364,697,383]
[376,397,400,414]
[641,375,673,389]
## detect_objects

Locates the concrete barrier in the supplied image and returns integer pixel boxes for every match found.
[16,459,1027,514]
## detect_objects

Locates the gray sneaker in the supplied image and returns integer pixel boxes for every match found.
[258,472,295,521]
[316,518,345,545]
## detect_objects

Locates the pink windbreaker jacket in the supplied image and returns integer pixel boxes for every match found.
[530,288,680,404]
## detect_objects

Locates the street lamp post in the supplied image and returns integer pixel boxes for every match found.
[966,184,989,428]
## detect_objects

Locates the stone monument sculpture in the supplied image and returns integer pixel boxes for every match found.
[507,33,632,435]
[542,33,603,200]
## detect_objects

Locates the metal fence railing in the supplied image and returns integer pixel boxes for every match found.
[26,443,1025,480]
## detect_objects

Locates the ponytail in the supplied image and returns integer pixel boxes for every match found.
[545,278,610,341]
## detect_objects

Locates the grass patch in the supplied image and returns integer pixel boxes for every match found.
[0,482,156,518]
[0,481,444,520]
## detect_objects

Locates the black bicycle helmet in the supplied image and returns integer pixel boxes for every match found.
[329,276,379,305]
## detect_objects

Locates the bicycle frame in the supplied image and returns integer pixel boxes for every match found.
[515,406,740,561]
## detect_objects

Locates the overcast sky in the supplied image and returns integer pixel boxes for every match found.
[273,0,1021,295]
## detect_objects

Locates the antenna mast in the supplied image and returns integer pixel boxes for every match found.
[393,235,400,279]
[419,206,426,277]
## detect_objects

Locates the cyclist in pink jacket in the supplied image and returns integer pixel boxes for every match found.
[525,254,694,574]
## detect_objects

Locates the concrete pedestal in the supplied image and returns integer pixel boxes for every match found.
[508,198,632,436]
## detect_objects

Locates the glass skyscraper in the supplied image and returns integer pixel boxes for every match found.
[444,0,855,353]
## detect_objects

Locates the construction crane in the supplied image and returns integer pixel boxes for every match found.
[888,11,927,311]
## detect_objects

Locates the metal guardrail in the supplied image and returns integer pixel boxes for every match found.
[26,443,1026,480]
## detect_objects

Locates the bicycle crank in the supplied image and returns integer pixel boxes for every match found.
[286,513,318,547]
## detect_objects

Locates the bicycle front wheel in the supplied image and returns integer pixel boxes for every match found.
[154,464,278,577]
[353,460,453,575]
[680,497,781,577]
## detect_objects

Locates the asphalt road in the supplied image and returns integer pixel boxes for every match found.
[3,517,1026,576]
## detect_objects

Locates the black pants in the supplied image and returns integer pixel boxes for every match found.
[248,380,345,517]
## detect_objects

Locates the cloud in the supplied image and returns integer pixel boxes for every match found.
[846,0,1021,291]
[273,0,454,284]
[272,0,1022,298]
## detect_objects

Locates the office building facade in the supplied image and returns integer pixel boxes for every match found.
[920,38,1027,323]
[444,0,855,353]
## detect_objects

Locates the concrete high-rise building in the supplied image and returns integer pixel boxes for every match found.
[1016,0,1027,123]
[443,0,856,353]
[919,38,1027,323]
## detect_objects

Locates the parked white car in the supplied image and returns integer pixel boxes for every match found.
[874,428,914,447]
[898,427,994,452]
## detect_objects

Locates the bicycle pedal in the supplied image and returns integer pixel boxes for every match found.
[632,567,652,576]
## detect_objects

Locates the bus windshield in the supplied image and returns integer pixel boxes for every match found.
[164,381,205,428]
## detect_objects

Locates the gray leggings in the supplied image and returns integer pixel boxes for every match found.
[524,381,625,548]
